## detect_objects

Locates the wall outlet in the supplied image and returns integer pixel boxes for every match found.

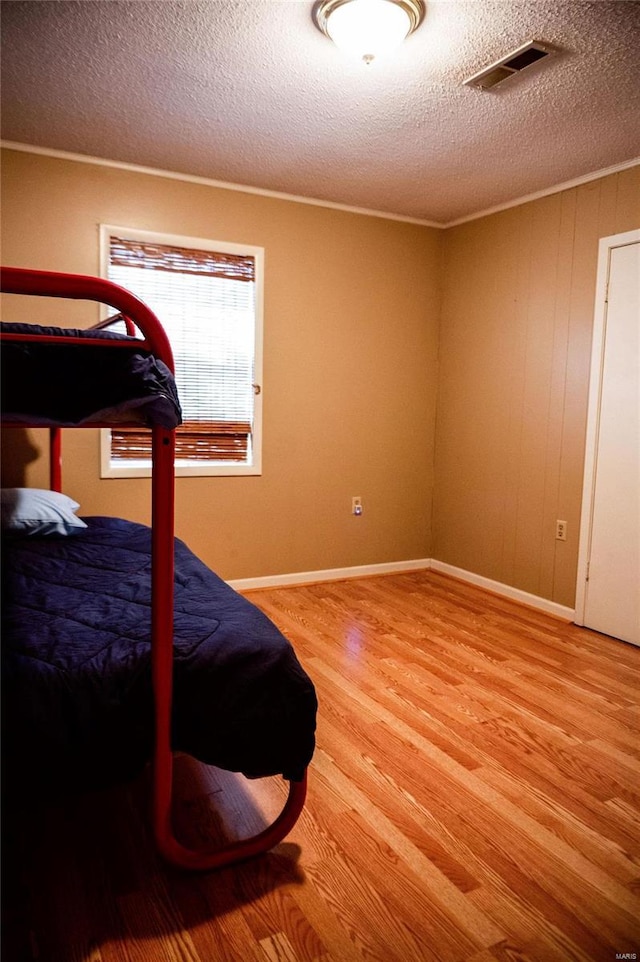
[352,497,363,516]
[555,520,567,541]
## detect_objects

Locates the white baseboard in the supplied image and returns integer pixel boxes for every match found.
[429,560,575,621]
[230,557,575,621]
[227,558,431,592]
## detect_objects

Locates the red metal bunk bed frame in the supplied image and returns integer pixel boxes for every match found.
[1,265,308,871]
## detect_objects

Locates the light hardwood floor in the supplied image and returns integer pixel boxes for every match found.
[3,570,639,961]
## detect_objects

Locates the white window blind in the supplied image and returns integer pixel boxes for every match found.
[104,233,261,471]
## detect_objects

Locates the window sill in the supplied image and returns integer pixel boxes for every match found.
[101,460,262,479]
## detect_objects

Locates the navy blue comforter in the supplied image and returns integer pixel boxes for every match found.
[0,323,182,428]
[2,517,316,795]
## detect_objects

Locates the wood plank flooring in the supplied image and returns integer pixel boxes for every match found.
[3,570,639,962]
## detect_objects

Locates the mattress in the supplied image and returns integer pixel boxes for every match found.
[0,322,182,428]
[2,517,317,794]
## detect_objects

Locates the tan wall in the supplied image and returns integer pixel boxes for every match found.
[433,167,640,607]
[0,148,442,579]
[3,148,638,603]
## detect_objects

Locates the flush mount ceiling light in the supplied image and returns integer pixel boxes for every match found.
[313,0,426,64]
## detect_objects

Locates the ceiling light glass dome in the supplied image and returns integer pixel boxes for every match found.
[313,0,425,64]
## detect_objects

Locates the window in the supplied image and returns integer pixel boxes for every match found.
[99,226,263,477]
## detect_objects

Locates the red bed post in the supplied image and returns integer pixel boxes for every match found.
[149,384,309,871]
[50,427,62,492]
[150,422,178,857]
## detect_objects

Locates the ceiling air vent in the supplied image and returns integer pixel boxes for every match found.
[463,40,553,91]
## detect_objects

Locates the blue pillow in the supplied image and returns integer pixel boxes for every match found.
[1,488,88,535]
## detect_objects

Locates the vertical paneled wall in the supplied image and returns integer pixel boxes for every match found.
[433,167,640,608]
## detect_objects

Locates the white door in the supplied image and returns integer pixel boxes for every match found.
[576,230,640,646]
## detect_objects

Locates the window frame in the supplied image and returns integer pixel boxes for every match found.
[99,224,264,479]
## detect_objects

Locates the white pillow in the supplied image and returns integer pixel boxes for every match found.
[0,488,88,535]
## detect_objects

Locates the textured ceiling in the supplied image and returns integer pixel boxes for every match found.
[1,0,639,224]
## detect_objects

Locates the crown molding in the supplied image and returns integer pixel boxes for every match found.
[0,141,441,228]
[442,156,640,228]
[2,141,638,230]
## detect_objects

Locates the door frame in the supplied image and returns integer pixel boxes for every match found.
[574,228,640,626]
